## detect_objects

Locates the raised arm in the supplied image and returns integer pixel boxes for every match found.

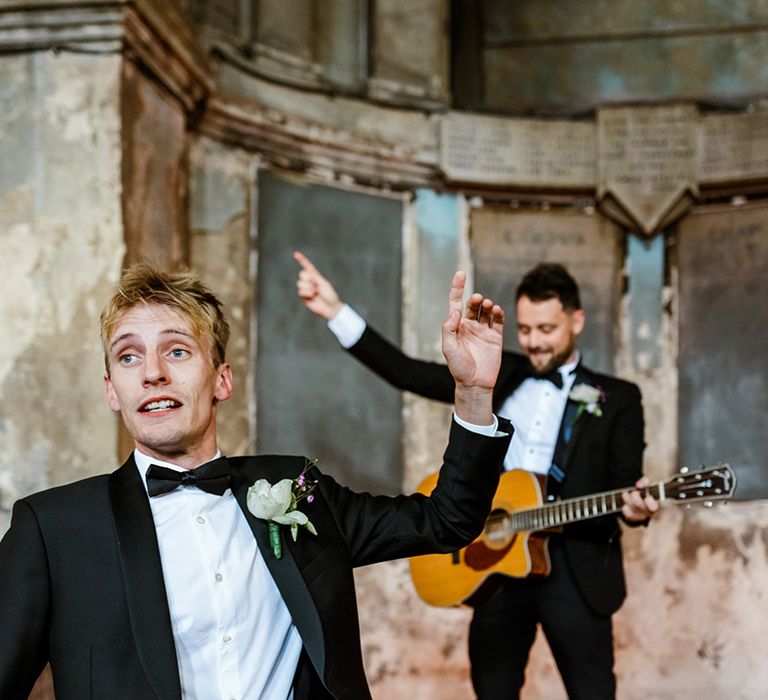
[442,271,504,425]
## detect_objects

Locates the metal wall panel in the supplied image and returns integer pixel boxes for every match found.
[256,171,404,494]
[678,203,768,499]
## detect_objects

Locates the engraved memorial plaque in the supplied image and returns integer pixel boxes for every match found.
[598,105,698,234]
[699,110,768,184]
[441,112,595,188]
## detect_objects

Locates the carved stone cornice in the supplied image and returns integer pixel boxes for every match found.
[0,0,212,114]
[200,89,441,190]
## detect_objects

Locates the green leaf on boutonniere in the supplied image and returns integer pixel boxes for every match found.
[269,521,282,559]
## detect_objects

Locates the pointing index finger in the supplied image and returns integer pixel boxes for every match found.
[293,251,317,273]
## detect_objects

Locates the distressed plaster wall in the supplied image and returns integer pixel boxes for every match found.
[614,502,768,700]
[0,51,124,533]
[189,136,255,456]
[1,3,767,699]
[121,59,189,270]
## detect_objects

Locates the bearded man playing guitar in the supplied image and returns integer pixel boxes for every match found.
[296,252,659,700]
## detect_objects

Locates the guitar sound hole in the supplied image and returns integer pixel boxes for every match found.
[464,509,516,571]
[464,537,517,571]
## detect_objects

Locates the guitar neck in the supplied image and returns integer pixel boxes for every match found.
[509,482,666,532]
[506,464,735,532]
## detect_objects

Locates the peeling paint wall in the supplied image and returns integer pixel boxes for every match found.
[189,136,255,456]
[2,3,768,700]
[614,503,768,700]
[0,52,124,533]
[120,60,189,270]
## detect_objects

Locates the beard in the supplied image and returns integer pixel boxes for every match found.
[526,339,577,375]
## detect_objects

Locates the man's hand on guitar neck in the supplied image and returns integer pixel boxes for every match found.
[621,476,660,522]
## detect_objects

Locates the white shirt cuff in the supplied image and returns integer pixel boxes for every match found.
[327,303,366,348]
[453,412,504,437]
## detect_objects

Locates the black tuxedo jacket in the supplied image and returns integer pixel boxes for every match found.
[0,420,511,700]
[346,325,645,616]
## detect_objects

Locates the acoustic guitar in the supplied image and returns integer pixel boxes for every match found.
[409,464,736,607]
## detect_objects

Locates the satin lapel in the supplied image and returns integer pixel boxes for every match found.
[230,461,327,680]
[108,457,181,700]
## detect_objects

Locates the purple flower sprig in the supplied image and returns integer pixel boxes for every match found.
[294,459,318,508]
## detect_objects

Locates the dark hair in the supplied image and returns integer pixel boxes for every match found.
[515,263,581,311]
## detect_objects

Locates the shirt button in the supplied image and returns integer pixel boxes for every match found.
[215,573,223,582]
[223,635,232,643]
[196,516,206,524]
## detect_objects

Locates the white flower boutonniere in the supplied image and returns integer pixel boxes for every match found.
[569,383,605,423]
[246,458,318,559]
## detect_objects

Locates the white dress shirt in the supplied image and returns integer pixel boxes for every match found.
[134,450,303,700]
[497,356,578,474]
[328,304,573,475]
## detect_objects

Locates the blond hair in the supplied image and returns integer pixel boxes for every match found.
[100,263,230,372]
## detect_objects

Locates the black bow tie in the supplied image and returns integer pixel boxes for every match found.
[525,365,565,389]
[146,456,231,497]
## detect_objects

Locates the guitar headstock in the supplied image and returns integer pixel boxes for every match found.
[664,463,736,506]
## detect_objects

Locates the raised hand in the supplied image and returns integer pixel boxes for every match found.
[294,251,343,320]
[442,271,504,425]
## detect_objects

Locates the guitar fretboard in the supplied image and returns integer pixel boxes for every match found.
[506,482,665,532]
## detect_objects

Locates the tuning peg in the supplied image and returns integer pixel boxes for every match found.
[703,501,713,508]
[685,504,692,510]
[680,466,690,474]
